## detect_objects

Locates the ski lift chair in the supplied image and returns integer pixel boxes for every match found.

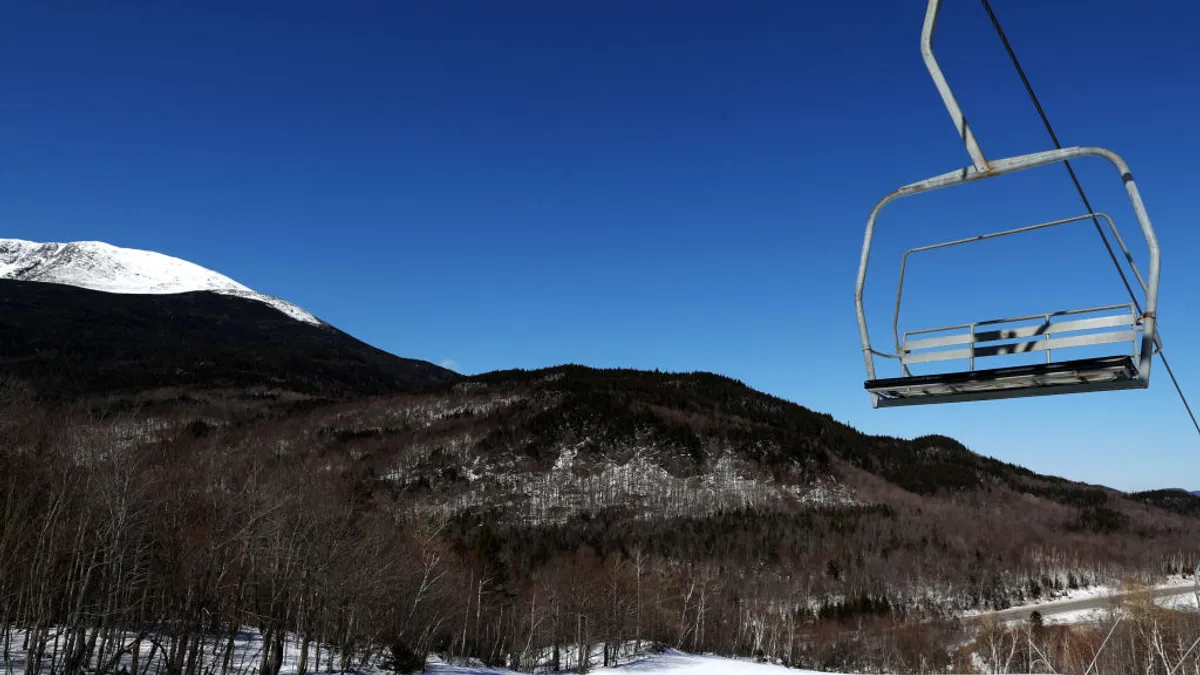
[854,0,1161,408]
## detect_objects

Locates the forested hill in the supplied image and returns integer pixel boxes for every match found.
[4,344,1198,671]
[150,361,1200,594]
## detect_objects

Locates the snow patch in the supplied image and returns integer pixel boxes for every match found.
[0,238,321,325]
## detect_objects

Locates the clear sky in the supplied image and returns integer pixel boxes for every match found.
[2,1,1197,491]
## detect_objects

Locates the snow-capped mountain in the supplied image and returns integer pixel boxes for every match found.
[0,239,320,325]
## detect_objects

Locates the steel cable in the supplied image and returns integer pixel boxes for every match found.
[980,0,1200,437]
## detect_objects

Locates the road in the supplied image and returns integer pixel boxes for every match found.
[964,584,1197,624]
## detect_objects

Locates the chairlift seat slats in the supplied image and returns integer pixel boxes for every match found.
[865,302,1147,406]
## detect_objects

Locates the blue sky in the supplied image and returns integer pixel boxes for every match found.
[1,1,1197,491]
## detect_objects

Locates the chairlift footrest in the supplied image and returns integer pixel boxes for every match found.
[865,356,1143,407]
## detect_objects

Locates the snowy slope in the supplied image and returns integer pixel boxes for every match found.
[0,239,320,325]
[0,633,892,675]
[428,649,989,674]
[429,651,825,674]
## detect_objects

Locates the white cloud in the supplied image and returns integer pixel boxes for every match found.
[440,359,460,372]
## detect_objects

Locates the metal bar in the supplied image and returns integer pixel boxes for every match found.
[1045,315,1053,364]
[903,348,975,366]
[905,329,1136,365]
[904,332,975,351]
[1094,212,1149,294]
[1097,194,1163,354]
[1048,313,1135,334]
[893,147,1113,195]
[903,312,1133,352]
[905,322,978,338]
[902,303,1133,341]
[972,303,1133,326]
[974,322,1052,345]
[969,323,976,371]
[1095,212,1163,351]
[912,212,1111,257]
[976,313,1134,343]
[973,330,1136,358]
[922,0,989,172]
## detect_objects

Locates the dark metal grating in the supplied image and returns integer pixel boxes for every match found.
[865,356,1144,407]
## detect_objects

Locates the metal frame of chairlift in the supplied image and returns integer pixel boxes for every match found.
[854,0,1161,408]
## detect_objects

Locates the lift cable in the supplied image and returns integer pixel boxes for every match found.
[980,0,1200,437]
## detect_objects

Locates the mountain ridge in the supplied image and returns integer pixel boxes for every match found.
[202,361,1200,617]
[0,279,458,400]
[0,238,321,324]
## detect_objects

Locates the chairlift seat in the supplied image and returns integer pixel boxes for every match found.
[864,304,1147,407]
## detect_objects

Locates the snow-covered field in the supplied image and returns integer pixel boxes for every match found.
[2,628,1002,675]
[0,628,847,675]
[427,650,827,674]
[1158,588,1200,613]
[1035,586,1196,626]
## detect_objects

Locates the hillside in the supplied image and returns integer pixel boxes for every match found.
[0,279,458,400]
[1131,489,1200,518]
[3,355,1198,673]
[280,366,1200,584]
[2,275,1198,675]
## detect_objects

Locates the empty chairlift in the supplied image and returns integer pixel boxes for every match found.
[854,0,1161,408]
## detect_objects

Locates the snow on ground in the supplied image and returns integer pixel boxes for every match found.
[1040,606,1110,626]
[963,576,1197,623]
[1157,587,1200,613]
[427,650,838,674]
[2,628,820,675]
[0,238,321,325]
[990,578,1199,626]
[0,630,946,675]
[1045,584,1199,625]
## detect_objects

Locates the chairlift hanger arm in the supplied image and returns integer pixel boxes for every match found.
[922,0,989,172]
